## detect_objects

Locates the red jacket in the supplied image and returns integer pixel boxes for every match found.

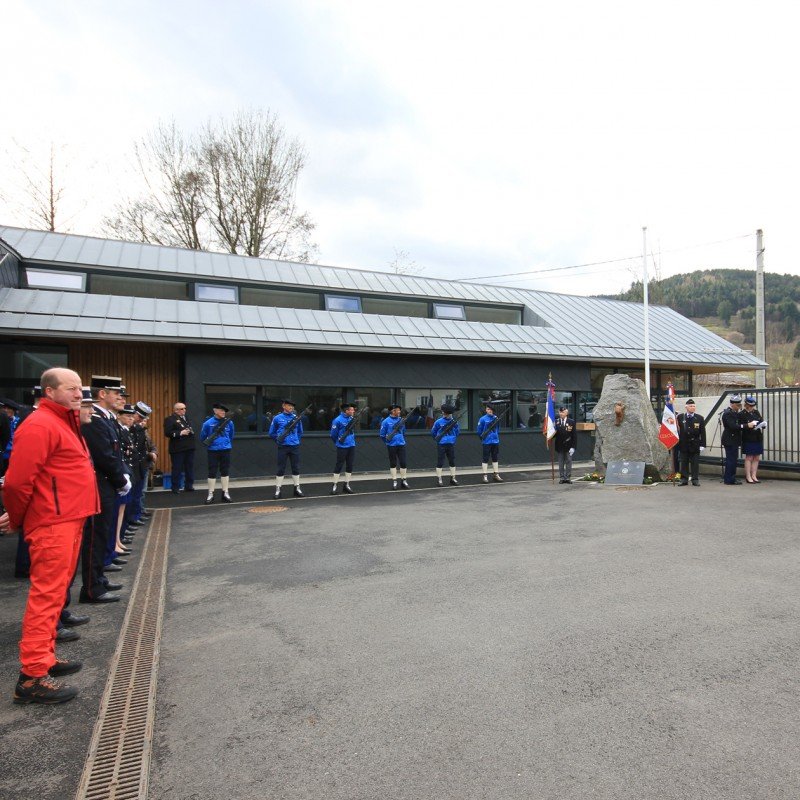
[3,397,100,531]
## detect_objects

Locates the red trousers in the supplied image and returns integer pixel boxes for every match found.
[20,519,84,677]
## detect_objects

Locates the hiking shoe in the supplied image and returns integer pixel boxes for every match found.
[14,674,78,705]
[49,659,83,677]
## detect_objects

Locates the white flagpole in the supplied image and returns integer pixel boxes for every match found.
[642,226,651,403]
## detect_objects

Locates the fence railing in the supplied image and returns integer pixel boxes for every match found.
[700,388,800,472]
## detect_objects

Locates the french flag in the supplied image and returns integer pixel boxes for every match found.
[658,382,679,449]
[543,378,557,441]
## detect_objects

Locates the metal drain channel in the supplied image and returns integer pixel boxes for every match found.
[75,509,171,800]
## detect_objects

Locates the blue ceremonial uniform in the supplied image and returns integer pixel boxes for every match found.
[270,411,303,479]
[380,415,407,447]
[331,413,357,448]
[431,416,459,445]
[200,417,234,450]
[477,413,500,445]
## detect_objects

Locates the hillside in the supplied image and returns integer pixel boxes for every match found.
[600,269,800,386]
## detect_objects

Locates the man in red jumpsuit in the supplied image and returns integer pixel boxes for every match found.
[3,368,100,704]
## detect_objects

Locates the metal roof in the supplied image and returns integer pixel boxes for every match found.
[0,226,766,369]
[0,284,766,370]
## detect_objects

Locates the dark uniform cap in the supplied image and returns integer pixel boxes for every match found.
[119,404,136,415]
[32,386,44,400]
[744,396,757,405]
[80,388,93,405]
[134,401,152,417]
[212,402,229,412]
[282,398,296,407]
[341,402,356,411]
[0,398,20,410]
[730,394,743,404]
[558,405,568,412]
[389,404,402,412]
[91,375,123,391]
[441,403,455,414]
[685,398,696,405]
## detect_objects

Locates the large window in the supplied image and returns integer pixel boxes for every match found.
[262,386,345,432]
[203,386,258,434]
[361,296,429,318]
[0,345,68,404]
[397,388,467,431]
[464,305,522,325]
[240,286,320,310]
[353,387,393,430]
[474,389,512,429]
[25,268,85,291]
[91,274,188,300]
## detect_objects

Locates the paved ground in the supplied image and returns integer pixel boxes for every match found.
[1,475,799,799]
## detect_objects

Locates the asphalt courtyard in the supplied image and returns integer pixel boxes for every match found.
[1,474,798,799]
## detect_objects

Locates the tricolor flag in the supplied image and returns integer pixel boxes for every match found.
[658,382,679,449]
[543,378,557,441]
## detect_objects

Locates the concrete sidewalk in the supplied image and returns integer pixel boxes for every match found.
[2,476,798,799]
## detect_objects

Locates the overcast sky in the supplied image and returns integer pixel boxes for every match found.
[1,1,797,296]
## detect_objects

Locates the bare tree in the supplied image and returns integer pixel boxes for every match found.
[9,141,71,231]
[388,247,423,276]
[105,109,316,260]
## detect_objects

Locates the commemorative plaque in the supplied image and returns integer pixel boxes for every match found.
[604,460,645,486]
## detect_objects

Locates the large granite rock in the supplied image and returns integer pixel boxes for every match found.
[593,374,671,479]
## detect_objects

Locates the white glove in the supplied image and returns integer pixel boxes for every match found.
[699,446,704,452]
[757,421,768,430]
[568,448,575,457]
[117,475,132,497]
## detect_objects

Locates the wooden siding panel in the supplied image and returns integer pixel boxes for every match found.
[68,341,180,474]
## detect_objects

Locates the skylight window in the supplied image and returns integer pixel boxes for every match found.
[25,269,85,292]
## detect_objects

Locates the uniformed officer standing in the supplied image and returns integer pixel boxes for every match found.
[79,376,131,604]
[476,403,503,483]
[430,403,460,486]
[721,394,749,485]
[201,403,234,504]
[380,405,410,489]
[127,402,155,525]
[330,403,358,495]
[164,402,195,493]
[268,399,305,499]
[676,399,706,486]
[553,406,577,484]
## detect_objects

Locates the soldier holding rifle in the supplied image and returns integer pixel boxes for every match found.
[380,405,411,489]
[477,401,504,483]
[268,399,307,499]
[431,403,461,486]
[201,403,234,504]
[330,403,358,495]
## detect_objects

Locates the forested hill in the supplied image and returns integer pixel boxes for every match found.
[601,269,800,344]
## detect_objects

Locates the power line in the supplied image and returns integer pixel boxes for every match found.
[454,232,756,284]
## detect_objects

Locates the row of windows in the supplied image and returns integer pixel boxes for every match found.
[23,268,524,325]
[201,385,588,435]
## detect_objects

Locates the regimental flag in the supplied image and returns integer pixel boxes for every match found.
[543,378,557,441]
[658,382,679,449]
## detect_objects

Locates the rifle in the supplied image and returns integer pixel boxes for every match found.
[479,402,508,441]
[201,411,237,447]
[276,404,313,445]
[336,410,361,444]
[385,407,418,443]
[434,410,466,442]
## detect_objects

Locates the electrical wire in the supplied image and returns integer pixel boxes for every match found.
[454,232,756,284]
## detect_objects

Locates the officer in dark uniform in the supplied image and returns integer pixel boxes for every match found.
[110,403,137,561]
[79,376,131,603]
[268,399,305,499]
[126,401,153,528]
[720,394,746,485]
[553,406,577,483]
[164,402,195,493]
[676,399,706,486]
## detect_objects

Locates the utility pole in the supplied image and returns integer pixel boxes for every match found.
[642,226,651,402]
[755,229,766,389]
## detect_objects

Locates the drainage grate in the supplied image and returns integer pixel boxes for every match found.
[75,509,171,800]
[247,505,289,514]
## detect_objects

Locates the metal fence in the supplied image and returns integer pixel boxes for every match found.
[701,388,800,472]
